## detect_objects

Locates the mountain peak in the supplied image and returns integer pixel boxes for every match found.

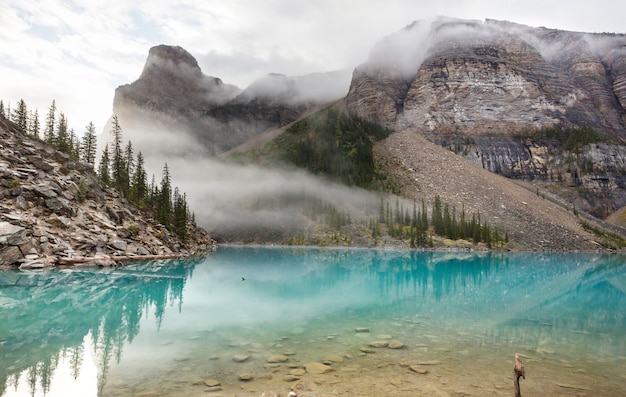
[139,44,203,81]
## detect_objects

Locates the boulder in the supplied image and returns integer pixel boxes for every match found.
[33,185,58,199]
[45,197,74,217]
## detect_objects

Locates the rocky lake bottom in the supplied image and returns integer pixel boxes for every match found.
[99,318,625,397]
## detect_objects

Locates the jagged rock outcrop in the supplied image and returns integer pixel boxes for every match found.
[0,116,215,269]
[112,45,351,156]
[115,45,241,115]
[346,17,626,218]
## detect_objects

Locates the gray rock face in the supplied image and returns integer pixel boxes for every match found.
[346,17,626,218]
[347,18,626,137]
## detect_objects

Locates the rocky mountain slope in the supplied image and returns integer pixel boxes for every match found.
[0,115,214,269]
[346,17,626,218]
[113,45,351,156]
[373,128,602,251]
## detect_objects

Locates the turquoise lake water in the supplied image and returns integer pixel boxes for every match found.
[0,247,625,396]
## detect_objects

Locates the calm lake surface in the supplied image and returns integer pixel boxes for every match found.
[1,247,625,396]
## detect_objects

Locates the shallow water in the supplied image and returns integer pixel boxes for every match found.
[1,247,625,396]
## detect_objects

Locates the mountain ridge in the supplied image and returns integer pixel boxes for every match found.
[107,17,626,249]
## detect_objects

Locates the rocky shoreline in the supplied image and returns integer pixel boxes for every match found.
[0,116,215,270]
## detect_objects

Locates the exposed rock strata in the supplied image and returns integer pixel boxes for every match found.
[347,18,626,136]
[0,116,214,269]
[346,17,626,219]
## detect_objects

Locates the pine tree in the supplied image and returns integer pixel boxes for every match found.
[131,151,147,204]
[124,141,134,183]
[432,195,443,235]
[109,116,127,195]
[0,100,4,118]
[157,163,172,229]
[12,99,28,131]
[80,122,98,165]
[44,100,56,144]
[55,112,70,153]
[98,144,111,186]
[173,188,188,242]
[67,128,80,161]
[29,109,40,138]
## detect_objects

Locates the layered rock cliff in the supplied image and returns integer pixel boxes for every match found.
[347,17,626,134]
[0,116,214,269]
[346,17,626,217]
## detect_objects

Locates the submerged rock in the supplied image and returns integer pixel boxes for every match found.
[203,379,221,387]
[304,362,334,374]
[267,354,288,363]
[409,365,428,374]
[387,340,406,349]
[233,354,250,363]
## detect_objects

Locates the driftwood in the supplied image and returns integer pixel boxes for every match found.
[514,353,526,397]
[57,253,185,266]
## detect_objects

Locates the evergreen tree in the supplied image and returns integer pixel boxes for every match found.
[0,100,4,118]
[55,112,70,153]
[80,121,98,165]
[432,195,443,235]
[421,200,428,231]
[109,116,128,195]
[131,151,148,204]
[44,100,56,144]
[148,174,158,208]
[70,129,81,161]
[157,163,172,229]
[12,99,28,131]
[173,188,188,242]
[29,109,40,138]
[98,144,111,186]
[124,141,134,182]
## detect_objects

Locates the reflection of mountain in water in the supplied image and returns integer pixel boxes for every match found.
[0,257,202,396]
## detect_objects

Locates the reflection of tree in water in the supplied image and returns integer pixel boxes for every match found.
[0,256,203,396]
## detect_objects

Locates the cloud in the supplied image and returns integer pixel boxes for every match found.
[2,0,626,135]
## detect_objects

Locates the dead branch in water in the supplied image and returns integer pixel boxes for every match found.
[514,353,526,397]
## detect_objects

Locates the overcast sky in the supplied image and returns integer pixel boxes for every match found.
[1,0,625,134]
